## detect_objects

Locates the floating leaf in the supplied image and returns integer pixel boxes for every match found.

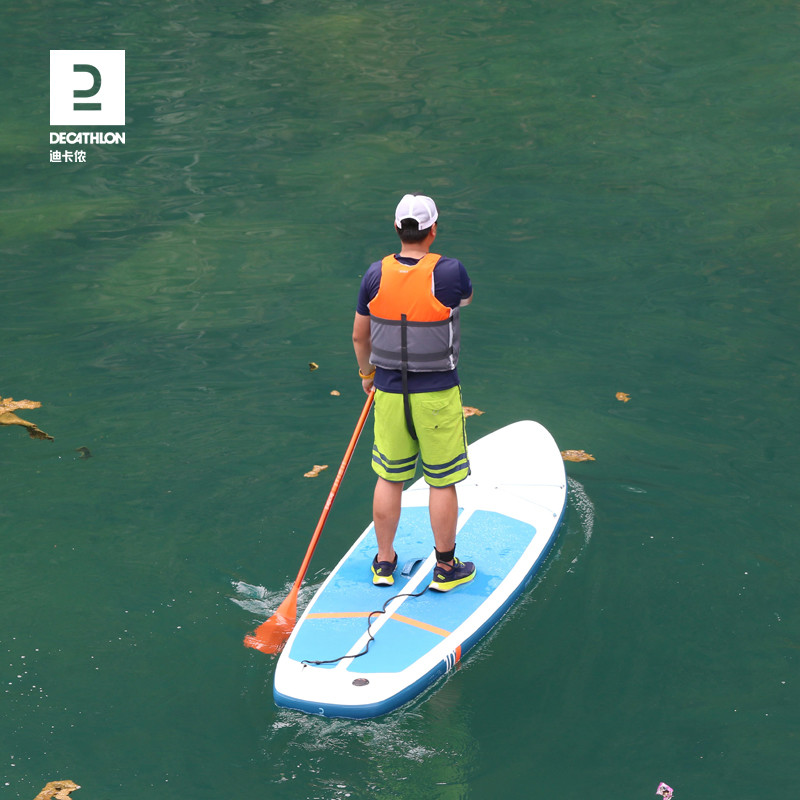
[616,392,631,403]
[76,446,92,459]
[309,362,319,371]
[330,390,341,396]
[462,406,484,417]
[34,780,81,800]
[0,396,54,440]
[0,397,41,413]
[561,449,595,462]
[304,464,329,478]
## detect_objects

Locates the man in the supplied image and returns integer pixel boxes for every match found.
[352,193,476,592]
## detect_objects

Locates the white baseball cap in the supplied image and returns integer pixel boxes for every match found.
[394,194,438,231]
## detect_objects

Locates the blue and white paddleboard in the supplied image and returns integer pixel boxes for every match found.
[273,420,567,719]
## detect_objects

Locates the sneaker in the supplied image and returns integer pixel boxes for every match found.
[371,552,398,586]
[429,558,476,592]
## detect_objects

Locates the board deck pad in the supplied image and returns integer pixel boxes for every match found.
[273,420,567,718]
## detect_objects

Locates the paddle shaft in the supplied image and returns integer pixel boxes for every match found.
[245,389,375,652]
[291,389,375,591]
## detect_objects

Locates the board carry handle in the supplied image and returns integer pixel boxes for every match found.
[244,389,375,655]
[401,557,425,578]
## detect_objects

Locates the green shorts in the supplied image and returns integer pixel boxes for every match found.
[371,386,470,487]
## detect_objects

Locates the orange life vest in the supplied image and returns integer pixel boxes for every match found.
[368,253,460,372]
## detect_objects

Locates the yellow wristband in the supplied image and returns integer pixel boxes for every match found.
[359,367,376,379]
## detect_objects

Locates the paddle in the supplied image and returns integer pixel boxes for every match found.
[244,389,375,654]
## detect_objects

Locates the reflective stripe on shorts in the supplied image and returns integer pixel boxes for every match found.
[422,450,470,483]
[372,445,418,480]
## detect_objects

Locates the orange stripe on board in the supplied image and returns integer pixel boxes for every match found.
[392,614,451,638]
[306,611,451,638]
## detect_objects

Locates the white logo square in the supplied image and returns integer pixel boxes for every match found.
[50,50,125,126]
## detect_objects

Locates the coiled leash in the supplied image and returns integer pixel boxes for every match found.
[301,584,430,667]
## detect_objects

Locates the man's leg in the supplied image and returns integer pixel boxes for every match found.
[429,481,475,590]
[429,482,475,590]
[429,485,458,565]
[373,476,403,562]
[370,390,418,585]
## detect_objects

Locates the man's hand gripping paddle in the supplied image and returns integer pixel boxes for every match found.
[244,389,375,654]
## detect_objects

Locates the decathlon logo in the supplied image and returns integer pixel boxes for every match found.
[50,50,125,125]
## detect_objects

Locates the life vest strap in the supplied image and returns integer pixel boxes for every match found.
[400,314,418,441]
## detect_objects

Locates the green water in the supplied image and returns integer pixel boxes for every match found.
[2,0,799,798]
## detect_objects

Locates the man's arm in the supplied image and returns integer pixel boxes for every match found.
[352,312,374,393]
[457,261,473,307]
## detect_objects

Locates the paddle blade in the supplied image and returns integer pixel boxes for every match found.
[244,590,297,654]
[244,611,295,654]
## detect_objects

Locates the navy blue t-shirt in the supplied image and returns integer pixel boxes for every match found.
[357,254,473,394]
